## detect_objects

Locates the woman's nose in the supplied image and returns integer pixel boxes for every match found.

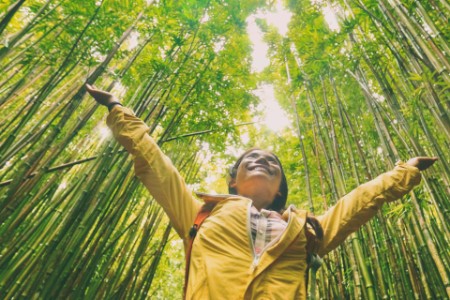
[254,156,269,165]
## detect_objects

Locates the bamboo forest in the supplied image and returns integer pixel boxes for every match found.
[0,0,449,299]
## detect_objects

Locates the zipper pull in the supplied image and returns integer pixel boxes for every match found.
[250,256,260,272]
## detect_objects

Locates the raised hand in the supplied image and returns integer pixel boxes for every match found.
[85,84,120,107]
[406,157,438,171]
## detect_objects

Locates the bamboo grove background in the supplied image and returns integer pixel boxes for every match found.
[0,0,448,299]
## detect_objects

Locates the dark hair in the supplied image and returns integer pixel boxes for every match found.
[227,148,288,212]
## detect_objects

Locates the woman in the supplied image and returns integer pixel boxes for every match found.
[86,84,437,299]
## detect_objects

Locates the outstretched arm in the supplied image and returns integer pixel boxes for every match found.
[86,85,201,246]
[316,157,437,257]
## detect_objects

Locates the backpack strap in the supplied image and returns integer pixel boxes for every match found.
[306,253,323,299]
[183,202,216,298]
[305,212,323,300]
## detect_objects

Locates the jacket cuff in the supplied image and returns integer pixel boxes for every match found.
[106,105,135,127]
[395,160,421,179]
[387,160,422,201]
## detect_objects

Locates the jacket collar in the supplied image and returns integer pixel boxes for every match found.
[195,192,236,204]
[195,193,301,223]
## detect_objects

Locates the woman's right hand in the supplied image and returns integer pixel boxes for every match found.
[405,157,438,171]
[85,84,120,107]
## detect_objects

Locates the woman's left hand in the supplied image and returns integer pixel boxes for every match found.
[406,157,438,171]
[86,84,120,107]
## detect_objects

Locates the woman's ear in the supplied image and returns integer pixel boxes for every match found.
[228,178,237,188]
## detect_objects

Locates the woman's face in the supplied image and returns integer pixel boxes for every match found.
[230,149,282,209]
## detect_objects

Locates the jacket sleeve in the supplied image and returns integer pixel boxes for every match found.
[106,105,202,243]
[316,162,421,257]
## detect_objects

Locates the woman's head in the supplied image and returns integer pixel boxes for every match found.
[227,148,288,212]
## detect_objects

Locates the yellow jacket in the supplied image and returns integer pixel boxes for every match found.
[107,106,422,299]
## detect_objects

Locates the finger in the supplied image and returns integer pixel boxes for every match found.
[418,156,438,161]
[85,84,95,93]
[420,157,438,164]
[427,157,438,164]
[419,157,438,170]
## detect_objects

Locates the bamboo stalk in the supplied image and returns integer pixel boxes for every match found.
[284,54,313,210]
[0,0,57,61]
[0,0,26,36]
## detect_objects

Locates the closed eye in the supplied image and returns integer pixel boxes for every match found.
[245,152,278,165]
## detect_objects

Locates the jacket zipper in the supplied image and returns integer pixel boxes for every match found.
[247,202,258,272]
[247,203,291,272]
